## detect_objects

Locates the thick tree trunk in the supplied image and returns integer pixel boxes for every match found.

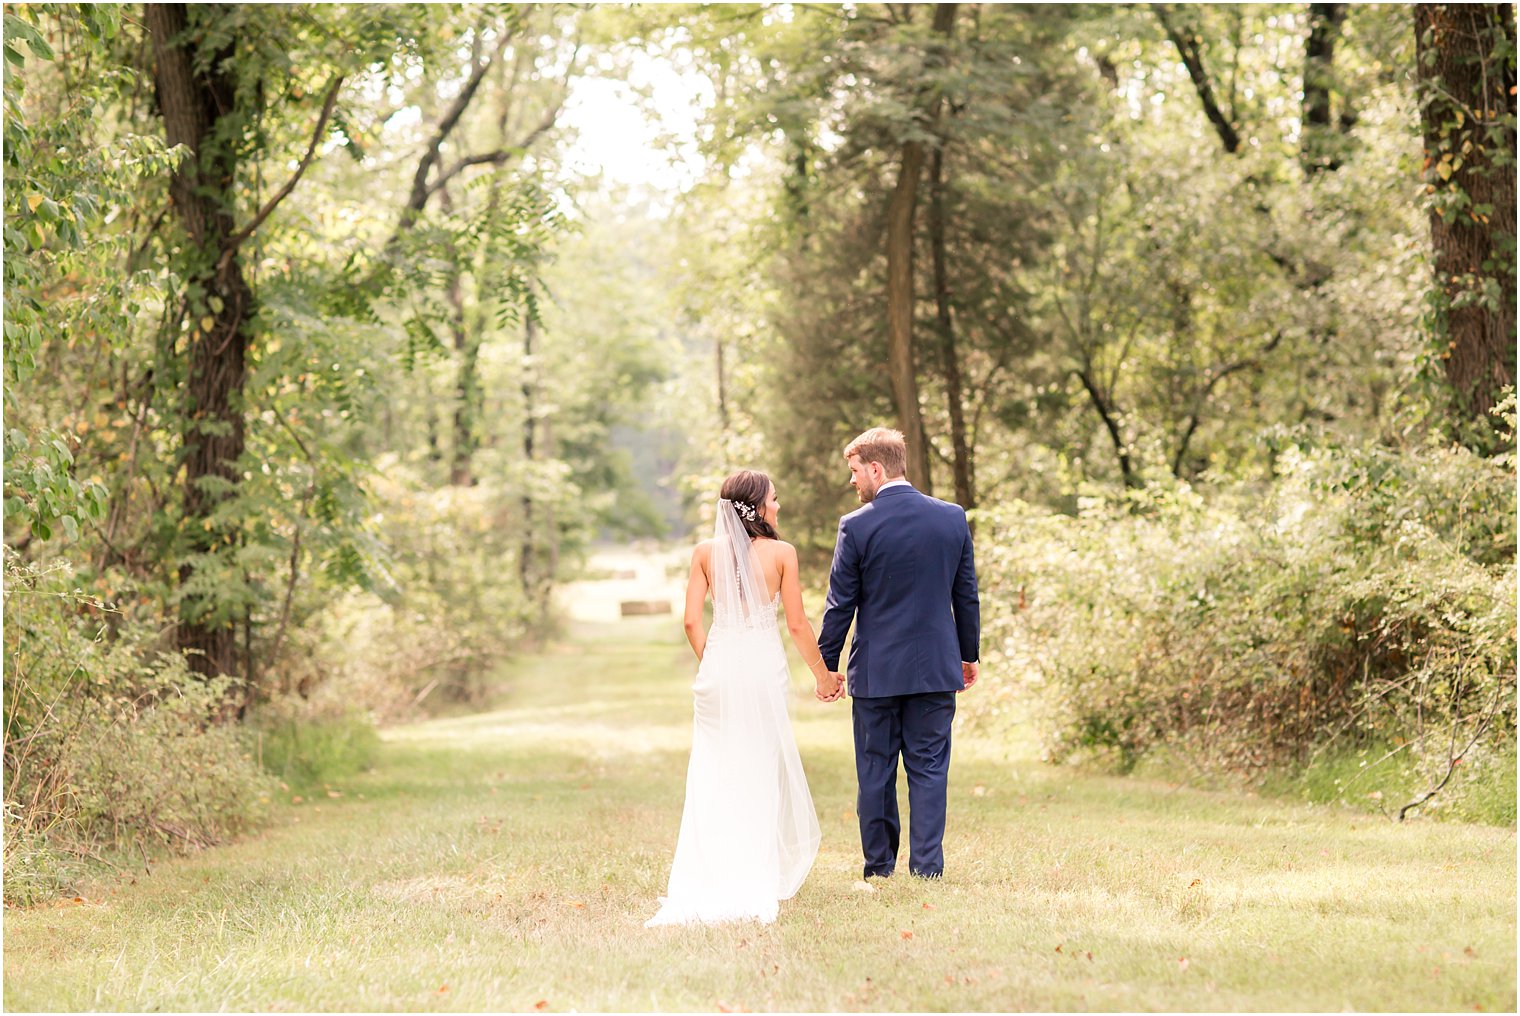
[1414,4,1517,450]
[1302,3,1348,174]
[148,3,252,682]
[928,145,974,510]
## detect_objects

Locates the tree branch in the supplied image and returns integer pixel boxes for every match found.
[218,75,344,269]
[1076,363,1138,488]
[1170,330,1284,476]
[422,103,563,199]
[399,27,516,229]
[1397,682,1506,821]
[1152,4,1241,154]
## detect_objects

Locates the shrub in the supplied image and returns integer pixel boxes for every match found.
[4,553,276,902]
[272,467,542,720]
[2,801,74,908]
[249,705,380,789]
[973,438,1516,821]
[59,663,277,851]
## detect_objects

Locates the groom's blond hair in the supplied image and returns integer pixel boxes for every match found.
[844,427,907,478]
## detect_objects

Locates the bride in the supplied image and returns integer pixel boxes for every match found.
[646,469,843,927]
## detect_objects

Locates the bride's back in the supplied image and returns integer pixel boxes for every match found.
[696,536,787,603]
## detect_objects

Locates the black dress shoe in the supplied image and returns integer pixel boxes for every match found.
[863,868,893,879]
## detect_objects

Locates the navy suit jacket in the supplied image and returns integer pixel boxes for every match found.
[818,484,980,698]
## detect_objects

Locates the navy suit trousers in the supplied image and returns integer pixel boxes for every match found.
[851,691,957,878]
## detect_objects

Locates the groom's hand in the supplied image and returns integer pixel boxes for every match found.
[961,661,979,690]
[827,672,847,701]
[815,671,845,702]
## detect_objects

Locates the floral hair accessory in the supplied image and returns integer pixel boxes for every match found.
[733,501,758,523]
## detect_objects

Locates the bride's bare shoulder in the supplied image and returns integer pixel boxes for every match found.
[753,538,797,563]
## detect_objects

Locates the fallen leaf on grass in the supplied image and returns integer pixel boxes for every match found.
[900,930,914,940]
[326,790,342,799]
[1054,943,1063,953]
[533,1001,548,1011]
[851,880,876,894]
[1188,879,1201,888]
[972,784,987,797]
[1464,946,1477,958]
[922,902,936,910]
[437,985,449,994]
[1177,957,1190,972]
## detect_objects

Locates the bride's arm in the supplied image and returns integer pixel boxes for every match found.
[683,543,710,660]
[777,543,844,700]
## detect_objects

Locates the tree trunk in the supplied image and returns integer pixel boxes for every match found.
[1302,3,1348,174]
[520,309,539,601]
[883,1,957,492]
[438,183,481,487]
[715,334,729,432]
[885,138,931,489]
[147,3,252,682]
[928,145,974,509]
[1414,3,1517,450]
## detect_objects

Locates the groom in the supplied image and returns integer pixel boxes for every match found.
[818,427,980,880]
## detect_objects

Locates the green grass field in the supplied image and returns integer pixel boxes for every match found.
[4,611,1515,1012]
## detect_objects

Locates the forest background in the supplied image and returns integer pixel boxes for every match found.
[4,1,1515,907]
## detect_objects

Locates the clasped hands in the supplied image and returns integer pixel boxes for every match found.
[813,670,846,702]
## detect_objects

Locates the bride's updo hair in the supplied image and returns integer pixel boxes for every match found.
[720,469,779,541]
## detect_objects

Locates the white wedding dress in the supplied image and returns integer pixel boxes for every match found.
[646,501,821,927]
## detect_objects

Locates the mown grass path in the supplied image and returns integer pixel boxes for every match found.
[5,606,1516,1012]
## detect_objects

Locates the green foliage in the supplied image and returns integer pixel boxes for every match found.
[60,667,277,851]
[2,5,170,545]
[974,437,1515,819]
[2,801,74,908]
[261,466,549,719]
[3,552,276,902]
[250,709,380,790]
